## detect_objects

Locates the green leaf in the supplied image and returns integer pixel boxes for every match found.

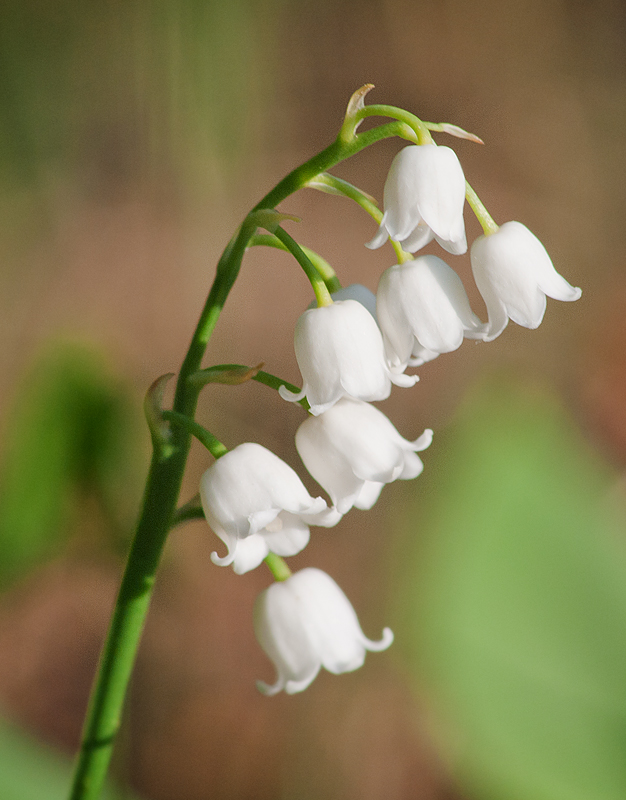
[0,715,138,800]
[395,375,626,800]
[0,341,142,583]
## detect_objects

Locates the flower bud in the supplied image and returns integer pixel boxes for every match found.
[200,443,339,574]
[279,299,416,416]
[366,144,467,255]
[470,221,582,341]
[254,567,393,695]
[377,255,485,372]
[296,397,432,513]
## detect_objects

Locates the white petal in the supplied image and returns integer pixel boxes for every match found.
[377,256,479,361]
[254,581,321,694]
[292,300,393,414]
[331,284,378,320]
[365,214,390,250]
[471,221,581,336]
[353,481,384,510]
[232,534,270,575]
[400,222,434,253]
[398,144,466,242]
[296,398,429,513]
[261,512,310,557]
[435,224,468,256]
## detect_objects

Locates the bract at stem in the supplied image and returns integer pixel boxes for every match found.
[161,411,228,460]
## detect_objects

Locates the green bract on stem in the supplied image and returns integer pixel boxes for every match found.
[161,410,228,460]
[190,363,310,411]
[67,87,428,800]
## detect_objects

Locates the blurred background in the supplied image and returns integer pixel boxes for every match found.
[0,1,625,798]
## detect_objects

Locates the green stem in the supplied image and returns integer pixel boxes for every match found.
[354,105,432,145]
[273,227,332,306]
[249,234,341,293]
[307,173,409,263]
[264,553,292,582]
[161,411,228,459]
[68,112,414,800]
[190,364,309,410]
[465,180,499,235]
[171,494,205,527]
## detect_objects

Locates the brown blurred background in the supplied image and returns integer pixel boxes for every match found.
[0,1,623,798]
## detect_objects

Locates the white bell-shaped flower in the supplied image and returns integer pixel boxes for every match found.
[279,299,416,416]
[254,567,394,695]
[200,443,339,575]
[296,397,433,514]
[330,283,378,320]
[471,221,582,341]
[366,144,467,255]
[377,255,486,372]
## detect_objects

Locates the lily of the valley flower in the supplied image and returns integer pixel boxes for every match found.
[366,144,467,255]
[296,397,433,513]
[471,221,582,341]
[254,567,394,695]
[330,283,378,320]
[279,299,416,416]
[200,443,339,575]
[377,255,486,371]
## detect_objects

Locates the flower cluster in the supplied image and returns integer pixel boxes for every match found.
[199,115,581,696]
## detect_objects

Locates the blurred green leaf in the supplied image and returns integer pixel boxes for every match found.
[0,341,142,584]
[0,714,138,800]
[396,375,626,800]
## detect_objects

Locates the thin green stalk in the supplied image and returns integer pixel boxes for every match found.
[307,173,409,263]
[273,227,332,306]
[264,553,292,582]
[465,180,499,235]
[68,110,416,800]
[249,234,341,293]
[161,410,228,459]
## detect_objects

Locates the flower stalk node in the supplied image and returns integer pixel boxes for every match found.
[144,373,176,461]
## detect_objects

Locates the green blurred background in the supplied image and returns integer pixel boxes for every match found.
[0,1,625,798]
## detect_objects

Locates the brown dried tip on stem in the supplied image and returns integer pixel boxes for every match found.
[190,363,264,389]
[439,123,484,144]
[219,363,264,385]
[345,84,375,117]
[251,209,301,234]
[144,372,176,452]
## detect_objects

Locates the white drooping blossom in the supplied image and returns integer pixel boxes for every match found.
[200,443,340,575]
[254,567,394,695]
[366,144,467,255]
[295,397,433,513]
[279,299,417,416]
[471,221,582,341]
[377,255,486,371]
[330,283,378,320]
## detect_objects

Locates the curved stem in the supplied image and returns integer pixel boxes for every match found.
[465,180,498,235]
[308,173,408,263]
[68,114,412,800]
[273,227,332,306]
[161,411,228,459]
[249,234,341,293]
[264,553,292,582]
